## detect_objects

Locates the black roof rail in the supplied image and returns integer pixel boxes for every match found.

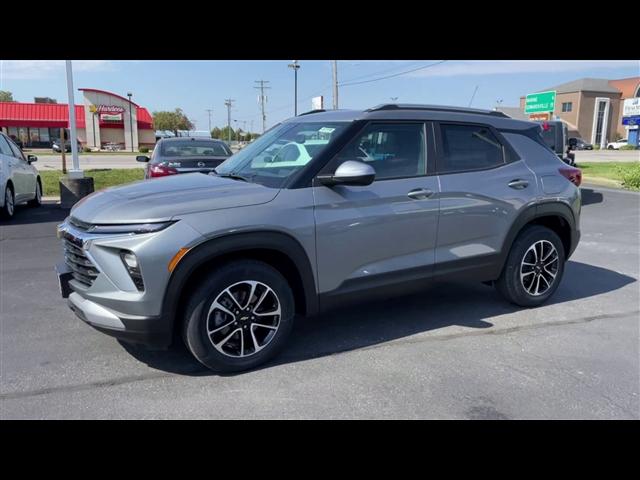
[297,109,326,116]
[366,104,509,118]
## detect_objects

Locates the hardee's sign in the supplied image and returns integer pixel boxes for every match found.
[95,105,126,114]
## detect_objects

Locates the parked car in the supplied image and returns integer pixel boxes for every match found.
[0,132,42,218]
[52,139,82,153]
[56,104,581,373]
[606,139,628,150]
[137,137,233,179]
[569,137,593,150]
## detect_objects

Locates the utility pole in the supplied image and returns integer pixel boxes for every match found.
[288,60,300,115]
[254,80,271,133]
[224,99,234,143]
[332,60,339,109]
[127,92,134,152]
[206,109,213,133]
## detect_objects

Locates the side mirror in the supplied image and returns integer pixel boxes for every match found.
[317,160,376,187]
[136,155,150,162]
[263,155,273,163]
[27,155,38,163]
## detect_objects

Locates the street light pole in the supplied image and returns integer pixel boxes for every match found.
[206,109,213,133]
[224,99,234,144]
[127,92,134,152]
[332,60,339,109]
[288,60,300,116]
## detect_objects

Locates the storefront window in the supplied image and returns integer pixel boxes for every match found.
[30,128,40,143]
[8,127,18,138]
[39,128,50,142]
[18,127,28,145]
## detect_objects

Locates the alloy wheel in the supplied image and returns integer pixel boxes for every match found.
[5,189,14,216]
[206,280,281,358]
[520,240,559,296]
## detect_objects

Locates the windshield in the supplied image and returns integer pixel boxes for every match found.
[214,122,349,188]
[161,140,231,157]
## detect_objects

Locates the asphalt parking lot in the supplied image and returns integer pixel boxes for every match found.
[0,185,638,419]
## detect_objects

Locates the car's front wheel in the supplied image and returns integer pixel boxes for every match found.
[1,184,15,219]
[182,260,295,373]
[496,225,565,307]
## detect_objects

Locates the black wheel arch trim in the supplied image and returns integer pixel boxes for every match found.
[498,201,577,273]
[161,230,319,332]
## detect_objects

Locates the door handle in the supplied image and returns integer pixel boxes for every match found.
[508,179,529,189]
[407,188,434,200]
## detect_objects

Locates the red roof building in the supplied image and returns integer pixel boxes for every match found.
[0,88,155,149]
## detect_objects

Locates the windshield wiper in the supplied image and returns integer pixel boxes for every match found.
[211,169,251,182]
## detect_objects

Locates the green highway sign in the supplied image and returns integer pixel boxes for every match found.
[525,90,556,114]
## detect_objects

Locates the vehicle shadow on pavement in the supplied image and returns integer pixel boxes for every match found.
[580,188,604,206]
[1,203,68,226]
[121,260,637,376]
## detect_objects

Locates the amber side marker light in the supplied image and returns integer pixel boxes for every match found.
[168,247,191,272]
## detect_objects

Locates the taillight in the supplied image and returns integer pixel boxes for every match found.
[559,167,582,187]
[149,164,178,178]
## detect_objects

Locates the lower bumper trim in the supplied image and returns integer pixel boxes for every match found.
[67,293,173,349]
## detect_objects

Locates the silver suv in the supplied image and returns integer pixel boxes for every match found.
[56,104,582,373]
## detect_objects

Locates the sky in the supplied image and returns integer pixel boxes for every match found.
[1,60,638,133]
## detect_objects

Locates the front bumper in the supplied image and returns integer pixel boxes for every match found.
[67,292,172,348]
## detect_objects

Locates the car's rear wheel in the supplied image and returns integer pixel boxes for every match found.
[28,180,42,207]
[496,225,565,307]
[182,260,295,373]
[1,184,15,219]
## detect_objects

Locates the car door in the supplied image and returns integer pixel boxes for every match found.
[5,135,36,202]
[313,121,440,300]
[433,122,538,279]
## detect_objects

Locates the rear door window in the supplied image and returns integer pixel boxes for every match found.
[437,124,505,173]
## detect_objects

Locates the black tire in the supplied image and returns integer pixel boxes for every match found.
[182,259,295,373]
[495,225,565,307]
[27,179,42,207]
[607,145,614,150]
[1,184,15,219]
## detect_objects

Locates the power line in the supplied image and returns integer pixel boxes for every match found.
[338,60,447,87]
[468,85,479,107]
[254,80,271,132]
[338,61,424,85]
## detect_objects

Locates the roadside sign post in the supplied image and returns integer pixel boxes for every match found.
[59,60,94,209]
[525,91,556,118]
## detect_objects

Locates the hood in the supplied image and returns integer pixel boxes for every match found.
[70,173,279,224]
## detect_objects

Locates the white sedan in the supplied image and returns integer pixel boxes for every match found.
[606,139,628,150]
[0,133,42,218]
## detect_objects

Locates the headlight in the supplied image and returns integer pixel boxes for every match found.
[88,221,176,234]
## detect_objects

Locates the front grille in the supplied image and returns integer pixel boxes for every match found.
[63,238,98,287]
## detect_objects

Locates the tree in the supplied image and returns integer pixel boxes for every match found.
[219,126,237,142]
[152,108,194,136]
[0,91,14,102]
[210,127,222,139]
